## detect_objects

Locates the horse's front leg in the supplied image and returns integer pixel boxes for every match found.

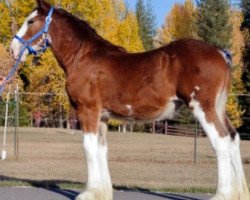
[76,107,112,200]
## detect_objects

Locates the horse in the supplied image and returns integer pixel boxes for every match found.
[10,0,250,200]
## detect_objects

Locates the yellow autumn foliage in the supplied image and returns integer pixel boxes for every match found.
[0,43,23,97]
[226,10,246,128]
[0,2,13,44]
[155,0,197,47]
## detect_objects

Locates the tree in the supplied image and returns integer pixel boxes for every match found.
[226,11,246,128]
[241,0,250,29]
[155,0,197,47]
[116,11,144,52]
[196,0,232,49]
[230,11,246,93]
[0,43,24,94]
[241,0,250,90]
[11,0,34,26]
[136,0,156,50]
[0,2,12,44]
[239,0,250,133]
[76,0,143,52]
[22,50,69,120]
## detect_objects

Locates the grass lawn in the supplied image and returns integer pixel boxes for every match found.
[0,127,250,193]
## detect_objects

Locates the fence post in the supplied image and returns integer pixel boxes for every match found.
[14,84,19,159]
[1,90,10,160]
[194,119,198,165]
[164,121,168,135]
[152,122,155,133]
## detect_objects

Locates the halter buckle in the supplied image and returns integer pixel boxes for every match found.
[45,16,52,24]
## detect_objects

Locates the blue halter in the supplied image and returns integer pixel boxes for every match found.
[0,7,54,96]
[14,7,54,55]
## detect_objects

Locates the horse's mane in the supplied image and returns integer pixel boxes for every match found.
[55,8,127,53]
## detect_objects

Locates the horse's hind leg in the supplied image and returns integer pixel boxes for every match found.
[189,94,250,200]
[216,91,250,200]
[190,98,249,200]
[76,106,112,200]
[223,116,250,200]
[97,121,113,200]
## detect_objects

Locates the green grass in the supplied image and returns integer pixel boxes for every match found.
[158,186,216,194]
[113,184,216,194]
[0,180,84,189]
[0,179,216,194]
[2,180,250,195]
[0,180,31,187]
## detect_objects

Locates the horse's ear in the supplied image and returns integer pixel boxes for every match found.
[36,0,50,11]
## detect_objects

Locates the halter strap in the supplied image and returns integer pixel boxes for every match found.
[14,7,54,56]
[0,7,55,96]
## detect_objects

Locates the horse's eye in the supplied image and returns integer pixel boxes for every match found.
[28,20,34,25]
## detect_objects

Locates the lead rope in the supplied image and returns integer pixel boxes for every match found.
[0,45,26,96]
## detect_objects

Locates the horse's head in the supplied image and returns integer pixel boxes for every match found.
[10,0,53,62]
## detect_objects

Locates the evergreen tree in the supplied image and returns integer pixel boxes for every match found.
[196,0,232,49]
[136,0,156,50]
[241,0,250,90]
[241,0,250,29]
[239,0,250,134]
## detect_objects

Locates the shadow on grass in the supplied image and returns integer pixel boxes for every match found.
[0,176,208,200]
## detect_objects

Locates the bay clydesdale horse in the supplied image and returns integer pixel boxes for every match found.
[10,0,249,200]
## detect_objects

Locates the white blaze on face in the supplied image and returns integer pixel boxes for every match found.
[10,10,38,62]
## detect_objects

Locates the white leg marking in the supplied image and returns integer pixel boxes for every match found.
[83,134,101,189]
[76,133,112,200]
[229,134,250,200]
[190,99,233,199]
[215,90,250,199]
[215,89,227,124]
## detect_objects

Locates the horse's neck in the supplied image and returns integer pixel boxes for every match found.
[49,21,97,75]
[49,16,125,75]
[50,27,83,74]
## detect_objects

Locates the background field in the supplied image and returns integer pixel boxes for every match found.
[0,128,250,192]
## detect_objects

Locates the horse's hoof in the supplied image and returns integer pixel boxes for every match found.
[75,191,92,200]
[210,195,226,200]
[75,187,113,200]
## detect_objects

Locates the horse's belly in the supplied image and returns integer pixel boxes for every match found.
[102,96,183,122]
